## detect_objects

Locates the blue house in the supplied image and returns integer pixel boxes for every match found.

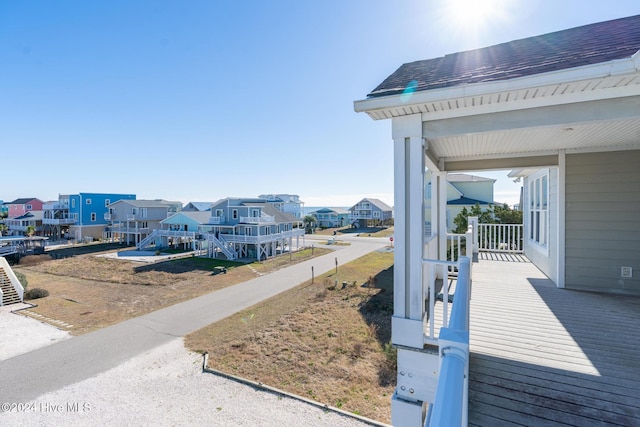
[310,207,350,228]
[425,173,496,231]
[202,197,305,260]
[182,202,213,212]
[43,193,136,241]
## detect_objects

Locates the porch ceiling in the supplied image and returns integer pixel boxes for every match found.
[428,115,640,167]
[359,70,640,171]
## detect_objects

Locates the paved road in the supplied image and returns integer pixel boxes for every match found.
[0,239,389,403]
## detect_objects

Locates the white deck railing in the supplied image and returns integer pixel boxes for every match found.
[220,228,304,244]
[0,245,16,256]
[0,256,24,304]
[350,213,372,220]
[207,234,237,260]
[42,213,78,225]
[43,202,70,210]
[207,216,223,224]
[427,256,471,426]
[423,225,473,343]
[136,229,197,250]
[239,215,275,224]
[478,223,523,253]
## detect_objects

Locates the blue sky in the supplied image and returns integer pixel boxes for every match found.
[1,1,638,207]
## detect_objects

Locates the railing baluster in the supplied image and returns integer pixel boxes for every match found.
[472,221,524,254]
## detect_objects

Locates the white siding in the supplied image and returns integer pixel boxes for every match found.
[565,150,640,294]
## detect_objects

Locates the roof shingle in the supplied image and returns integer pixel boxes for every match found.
[368,15,640,98]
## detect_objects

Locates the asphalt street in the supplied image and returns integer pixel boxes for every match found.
[0,238,389,403]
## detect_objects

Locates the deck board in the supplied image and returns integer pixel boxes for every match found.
[468,257,640,426]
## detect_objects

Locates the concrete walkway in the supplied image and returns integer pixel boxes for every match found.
[0,239,388,403]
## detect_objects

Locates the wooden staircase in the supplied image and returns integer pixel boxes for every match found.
[1,265,22,306]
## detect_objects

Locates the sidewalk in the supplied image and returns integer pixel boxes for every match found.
[0,303,70,361]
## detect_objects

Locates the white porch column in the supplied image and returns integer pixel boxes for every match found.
[390,115,436,426]
[557,150,566,288]
[391,115,425,328]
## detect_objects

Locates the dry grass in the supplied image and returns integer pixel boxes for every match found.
[14,244,330,334]
[14,243,397,422]
[185,251,396,423]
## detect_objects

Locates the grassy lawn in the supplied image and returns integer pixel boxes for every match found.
[15,245,330,334]
[184,250,396,423]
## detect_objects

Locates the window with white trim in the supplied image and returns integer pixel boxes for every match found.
[86,198,92,205]
[528,171,548,247]
[105,199,110,207]
[232,209,238,219]
[91,213,96,221]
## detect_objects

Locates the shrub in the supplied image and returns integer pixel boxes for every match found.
[18,254,52,266]
[383,341,397,366]
[26,288,49,299]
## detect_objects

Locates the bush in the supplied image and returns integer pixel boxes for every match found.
[18,254,52,266]
[26,288,49,299]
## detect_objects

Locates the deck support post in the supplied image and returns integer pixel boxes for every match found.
[390,114,440,426]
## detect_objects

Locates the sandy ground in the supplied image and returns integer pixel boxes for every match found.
[0,304,71,361]
[0,307,383,426]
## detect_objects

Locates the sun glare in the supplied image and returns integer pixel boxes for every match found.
[450,0,493,27]
[438,0,513,44]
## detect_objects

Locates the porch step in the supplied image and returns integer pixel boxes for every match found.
[1,268,21,306]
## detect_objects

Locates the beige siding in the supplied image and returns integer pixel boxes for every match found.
[565,150,640,294]
[69,225,104,240]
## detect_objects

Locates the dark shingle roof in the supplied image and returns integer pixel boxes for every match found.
[368,15,640,98]
[9,198,38,205]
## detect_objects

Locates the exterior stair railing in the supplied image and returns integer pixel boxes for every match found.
[137,229,197,251]
[207,233,237,260]
[0,256,24,306]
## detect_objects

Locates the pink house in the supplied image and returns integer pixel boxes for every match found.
[7,198,44,218]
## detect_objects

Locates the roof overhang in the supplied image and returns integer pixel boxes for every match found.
[355,53,640,171]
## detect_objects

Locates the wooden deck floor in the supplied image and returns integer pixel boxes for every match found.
[468,256,640,426]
